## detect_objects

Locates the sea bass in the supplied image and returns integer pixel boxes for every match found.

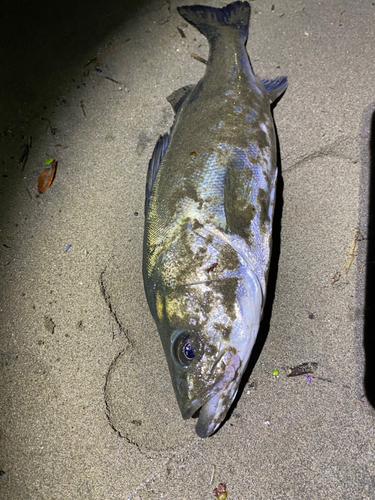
[143,1,287,438]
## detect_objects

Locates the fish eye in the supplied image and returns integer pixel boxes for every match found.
[178,335,195,365]
[180,337,195,362]
[172,330,202,367]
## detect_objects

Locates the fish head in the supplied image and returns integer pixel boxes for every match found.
[159,263,263,438]
[169,324,240,437]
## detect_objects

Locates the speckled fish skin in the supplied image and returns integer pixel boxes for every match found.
[143,1,287,438]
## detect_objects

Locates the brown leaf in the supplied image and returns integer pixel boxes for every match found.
[37,160,57,194]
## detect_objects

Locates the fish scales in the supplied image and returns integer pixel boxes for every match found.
[143,0,288,438]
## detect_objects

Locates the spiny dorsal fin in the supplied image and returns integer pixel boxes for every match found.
[145,130,171,213]
[145,85,194,212]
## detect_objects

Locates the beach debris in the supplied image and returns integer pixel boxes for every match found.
[343,227,363,274]
[210,465,216,485]
[246,380,257,394]
[191,52,208,64]
[80,100,86,116]
[37,159,57,194]
[84,57,99,67]
[331,271,341,285]
[272,369,279,376]
[287,362,318,377]
[44,316,56,334]
[105,76,120,84]
[65,244,72,252]
[177,26,186,37]
[305,375,313,384]
[213,482,227,499]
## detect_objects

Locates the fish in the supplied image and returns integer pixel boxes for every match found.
[143,0,288,438]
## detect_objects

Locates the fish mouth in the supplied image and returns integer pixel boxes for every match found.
[182,351,241,438]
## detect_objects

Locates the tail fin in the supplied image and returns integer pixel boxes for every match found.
[177,1,250,43]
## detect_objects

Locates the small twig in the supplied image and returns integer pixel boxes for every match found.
[191,53,208,65]
[344,227,363,274]
[210,465,216,485]
[331,271,341,285]
[80,100,86,117]
[105,76,120,84]
[84,57,98,67]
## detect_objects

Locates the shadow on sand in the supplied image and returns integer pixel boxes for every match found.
[363,108,375,407]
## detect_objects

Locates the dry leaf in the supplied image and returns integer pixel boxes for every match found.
[38,160,57,194]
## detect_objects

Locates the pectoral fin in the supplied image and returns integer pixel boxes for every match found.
[259,76,288,104]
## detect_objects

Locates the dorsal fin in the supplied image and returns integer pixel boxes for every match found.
[145,130,171,213]
[145,85,195,213]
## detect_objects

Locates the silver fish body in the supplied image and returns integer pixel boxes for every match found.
[143,1,287,438]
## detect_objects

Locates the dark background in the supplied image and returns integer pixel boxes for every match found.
[1,0,149,132]
[364,110,375,407]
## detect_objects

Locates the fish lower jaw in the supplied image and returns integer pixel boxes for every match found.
[193,353,241,438]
